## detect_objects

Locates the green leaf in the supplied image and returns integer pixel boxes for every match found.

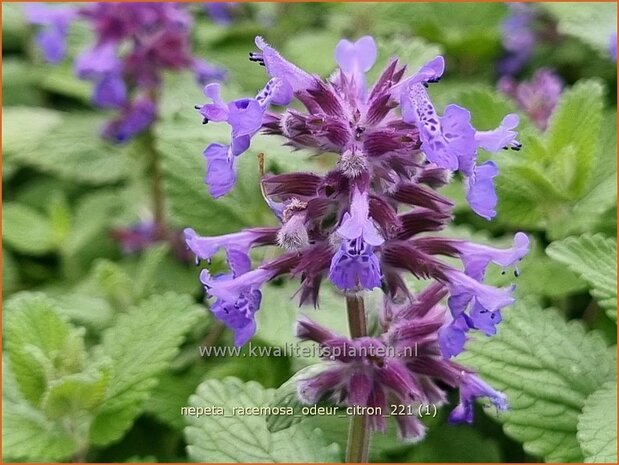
[184,377,341,462]
[458,299,616,462]
[89,293,202,446]
[256,281,348,355]
[544,80,604,197]
[90,259,137,310]
[577,381,617,463]
[41,368,110,419]
[2,106,63,156]
[403,423,502,462]
[2,360,78,462]
[144,366,206,430]
[542,3,617,54]
[2,203,56,255]
[4,293,86,405]
[2,247,20,295]
[547,234,617,321]
[8,111,137,185]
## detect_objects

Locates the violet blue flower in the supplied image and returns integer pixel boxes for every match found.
[448,372,508,424]
[610,33,618,61]
[24,3,75,64]
[497,3,537,77]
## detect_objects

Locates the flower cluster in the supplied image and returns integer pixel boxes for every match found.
[186,36,529,440]
[26,2,226,143]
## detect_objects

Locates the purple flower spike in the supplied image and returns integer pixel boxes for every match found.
[449,373,508,424]
[29,3,226,143]
[466,161,499,220]
[24,3,75,64]
[475,114,521,152]
[184,36,528,425]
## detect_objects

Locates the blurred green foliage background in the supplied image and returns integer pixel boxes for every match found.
[2,2,617,463]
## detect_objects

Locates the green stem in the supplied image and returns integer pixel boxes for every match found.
[143,129,167,238]
[345,295,370,463]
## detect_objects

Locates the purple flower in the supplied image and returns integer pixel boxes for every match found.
[497,3,537,76]
[101,98,156,142]
[610,33,618,61]
[196,79,281,196]
[204,2,238,25]
[498,69,563,130]
[336,188,384,246]
[24,3,75,64]
[328,238,382,291]
[401,82,520,219]
[199,266,277,346]
[466,161,499,220]
[448,373,508,424]
[184,227,278,269]
[249,36,315,105]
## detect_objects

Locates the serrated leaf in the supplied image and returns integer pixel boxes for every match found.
[547,234,617,320]
[577,381,617,463]
[3,203,56,255]
[458,299,616,462]
[184,377,341,462]
[89,293,202,446]
[4,293,86,405]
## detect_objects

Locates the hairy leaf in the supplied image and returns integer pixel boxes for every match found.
[547,234,617,320]
[458,299,616,462]
[184,377,340,462]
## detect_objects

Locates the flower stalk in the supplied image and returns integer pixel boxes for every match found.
[345,295,370,463]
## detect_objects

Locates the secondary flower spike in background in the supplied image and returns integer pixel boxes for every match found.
[185,35,530,442]
[26,2,226,143]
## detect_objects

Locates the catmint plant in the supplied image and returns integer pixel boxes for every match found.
[186,36,529,459]
[26,2,225,143]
